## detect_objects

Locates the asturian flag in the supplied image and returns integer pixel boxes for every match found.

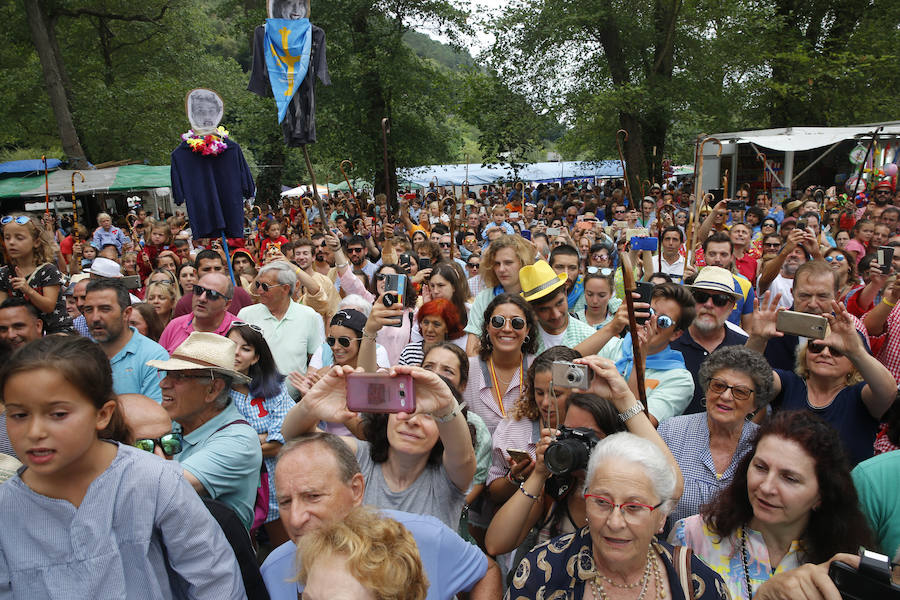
[264,18,312,123]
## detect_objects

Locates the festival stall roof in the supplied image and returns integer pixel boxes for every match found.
[0,159,63,175]
[399,160,623,186]
[0,165,171,198]
[699,121,900,196]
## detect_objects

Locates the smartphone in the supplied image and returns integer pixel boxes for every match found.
[345,373,415,413]
[634,281,655,325]
[631,236,659,252]
[726,199,746,212]
[510,212,520,219]
[546,227,561,236]
[551,361,591,390]
[121,275,141,290]
[418,257,432,271]
[625,228,649,241]
[507,448,532,463]
[381,273,407,327]
[877,246,894,273]
[776,310,828,339]
[709,188,724,206]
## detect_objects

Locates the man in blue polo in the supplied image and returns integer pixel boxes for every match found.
[82,278,167,401]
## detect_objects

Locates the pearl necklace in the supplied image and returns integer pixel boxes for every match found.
[740,527,754,599]
[590,548,665,600]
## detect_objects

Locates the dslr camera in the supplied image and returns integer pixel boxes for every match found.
[545,426,602,476]
[828,548,900,600]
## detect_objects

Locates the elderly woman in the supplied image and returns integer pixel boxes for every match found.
[669,411,874,599]
[508,431,727,599]
[658,345,775,525]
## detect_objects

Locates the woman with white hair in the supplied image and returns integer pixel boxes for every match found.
[508,428,729,598]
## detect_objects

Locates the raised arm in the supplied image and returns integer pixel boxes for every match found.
[863,278,899,336]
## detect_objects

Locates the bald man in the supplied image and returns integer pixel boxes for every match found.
[118,394,175,459]
[158,273,237,353]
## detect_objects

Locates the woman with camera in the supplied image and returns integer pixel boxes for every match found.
[658,345,776,526]
[485,355,683,559]
[280,364,476,530]
[669,411,874,600]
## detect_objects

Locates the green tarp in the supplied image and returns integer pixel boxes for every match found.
[0,165,171,198]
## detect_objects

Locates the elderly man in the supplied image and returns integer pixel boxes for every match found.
[174,249,254,318]
[69,274,93,338]
[159,272,237,353]
[285,239,340,321]
[147,332,262,530]
[699,232,755,329]
[260,432,501,600]
[0,298,43,349]
[670,267,748,414]
[83,279,167,401]
[237,261,322,399]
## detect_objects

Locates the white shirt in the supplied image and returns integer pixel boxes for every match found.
[659,254,685,278]
[767,273,794,309]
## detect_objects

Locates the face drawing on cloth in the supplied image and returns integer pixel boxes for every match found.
[268,0,309,19]
[186,89,224,135]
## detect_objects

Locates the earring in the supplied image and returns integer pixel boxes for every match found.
[524,335,531,344]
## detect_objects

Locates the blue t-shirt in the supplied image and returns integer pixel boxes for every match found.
[728,273,755,326]
[260,509,487,600]
[774,369,876,466]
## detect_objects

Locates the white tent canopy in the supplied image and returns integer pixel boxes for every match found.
[398,160,624,186]
[708,122,900,152]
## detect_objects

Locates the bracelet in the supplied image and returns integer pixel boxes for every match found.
[518,482,541,502]
[432,400,466,424]
[618,402,644,423]
[505,470,523,485]
[361,331,377,341]
[883,298,897,308]
[335,262,349,269]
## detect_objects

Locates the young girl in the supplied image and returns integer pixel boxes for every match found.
[136,222,173,280]
[0,214,72,333]
[844,218,874,264]
[0,335,245,597]
[226,321,293,546]
[80,242,98,272]
[576,270,621,329]
[258,221,288,262]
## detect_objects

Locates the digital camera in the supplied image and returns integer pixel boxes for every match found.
[551,361,591,390]
[545,426,602,476]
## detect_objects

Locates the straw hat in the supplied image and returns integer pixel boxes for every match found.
[146,331,250,383]
[688,266,741,302]
[519,260,567,303]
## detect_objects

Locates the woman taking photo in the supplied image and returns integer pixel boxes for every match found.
[670,411,874,599]
[509,428,720,598]
[750,293,897,465]
[659,345,775,525]
[226,321,294,546]
[462,293,540,434]
[575,269,621,330]
[464,234,535,355]
[397,299,463,366]
[281,364,476,530]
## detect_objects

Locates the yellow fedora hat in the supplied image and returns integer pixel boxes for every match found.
[519,260,567,303]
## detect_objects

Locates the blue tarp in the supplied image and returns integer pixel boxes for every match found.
[0,159,63,175]
[398,160,624,186]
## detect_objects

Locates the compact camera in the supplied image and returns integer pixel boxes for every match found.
[551,361,591,390]
[545,426,602,476]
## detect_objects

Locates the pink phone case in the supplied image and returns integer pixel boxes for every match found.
[346,373,415,413]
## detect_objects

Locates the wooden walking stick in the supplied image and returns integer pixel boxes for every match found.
[615,130,636,209]
[42,155,51,218]
[301,146,330,234]
[757,152,767,200]
[381,118,394,222]
[619,251,648,413]
[70,172,84,245]
[339,160,365,217]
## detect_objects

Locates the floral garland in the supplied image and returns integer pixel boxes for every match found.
[181,126,229,156]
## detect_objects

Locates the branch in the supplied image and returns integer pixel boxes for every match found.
[53,3,169,23]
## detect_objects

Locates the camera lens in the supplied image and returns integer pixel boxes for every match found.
[546,438,590,476]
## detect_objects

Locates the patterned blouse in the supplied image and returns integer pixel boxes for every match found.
[670,514,804,600]
[506,526,730,600]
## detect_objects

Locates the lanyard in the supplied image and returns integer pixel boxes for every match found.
[487,356,524,418]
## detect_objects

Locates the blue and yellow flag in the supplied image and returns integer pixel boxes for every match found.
[264,18,312,123]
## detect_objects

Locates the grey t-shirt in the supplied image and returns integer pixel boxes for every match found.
[356,440,466,530]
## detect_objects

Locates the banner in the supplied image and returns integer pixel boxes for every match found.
[264,18,312,122]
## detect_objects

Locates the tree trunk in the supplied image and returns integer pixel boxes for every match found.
[23,0,90,168]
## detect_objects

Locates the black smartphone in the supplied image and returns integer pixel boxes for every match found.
[634,281,655,325]
[418,257,432,271]
[877,246,894,273]
[709,188,724,207]
[726,199,746,212]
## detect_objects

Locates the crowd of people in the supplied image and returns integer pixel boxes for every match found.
[0,176,899,599]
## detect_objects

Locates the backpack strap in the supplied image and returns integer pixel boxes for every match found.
[214,419,250,434]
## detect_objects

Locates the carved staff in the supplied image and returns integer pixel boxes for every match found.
[301,146,330,235]
[381,118,393,222]
[339,160,365,217]
[70,172,84,245]
[615,130,636,210]
[757,152,767,201]
[42,155,51,218]
[688,137,722,263]
[620,251,648,413]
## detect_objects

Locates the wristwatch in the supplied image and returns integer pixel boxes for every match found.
[618,402,644,423]
[432,401,466,424]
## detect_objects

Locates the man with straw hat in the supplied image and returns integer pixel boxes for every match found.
[148,331,262,530]
[519,260,596,352]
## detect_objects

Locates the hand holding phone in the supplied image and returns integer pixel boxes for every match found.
[346,372,415,413]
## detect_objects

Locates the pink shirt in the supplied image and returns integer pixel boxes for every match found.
[159,312,238,354]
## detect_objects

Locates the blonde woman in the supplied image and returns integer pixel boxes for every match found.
[144,280,178,327]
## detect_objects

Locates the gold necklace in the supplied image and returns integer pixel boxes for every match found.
[590,549,666,600]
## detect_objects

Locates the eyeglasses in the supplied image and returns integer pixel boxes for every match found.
[807,341,844,358]
[825,254,845,263]
[763,242,782,249]
[692,290,733,307]
[194,285,231,301]
[584,494,663,523]
[762,222,776,228]
[466,262,480,269]
[347,247,366,254]
[254,280,288,293]
[230,320,263,333]
[613,210,626,215]
[587,266,614,276]
[327,335,361,348]
[134,433,183,457]
[163,370,215,382]
[592,254,610,262]
[489,315,527,330]
[874,190,892,195]
[707,377,755,402]
[439,242,451,248]
[1,216,31,225]
[654,313,674,329]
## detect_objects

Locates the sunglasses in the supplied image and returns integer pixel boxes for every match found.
[467,262,480,269]
[587,266,614,276]
[825,254,845,263]
[254,280,289,293]
[347,247,366,253]
[134,433,183,457]
[1,216,31,225]
[807,341,844,358]
[692,290,733,307]
[327,335,361,348]
[654,313,674,329]
[764,242,782,249]
[193,285,231,301]
[439,242,451,247]
[230,320,263,333]
[489,315,527,330]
